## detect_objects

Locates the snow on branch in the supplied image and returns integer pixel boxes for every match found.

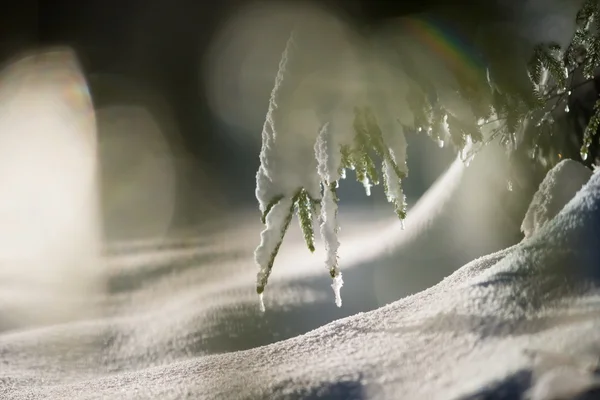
[254,0,600,309]
[254,31,409,309]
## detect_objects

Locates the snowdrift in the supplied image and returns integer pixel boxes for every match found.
[2,153,600,400]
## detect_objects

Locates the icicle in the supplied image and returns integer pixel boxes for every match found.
[314,119,343,307]
[331,273,343,307]
[383,158,402,202]
[382,157,407,220]
[320,186,341,302]
[258,293,265,313]
[440,114,450,148]
[363,177,372,196]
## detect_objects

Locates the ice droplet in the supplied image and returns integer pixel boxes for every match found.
[507,180,513,192]
[437,138,445,148]
[565,104,570,113]
[363,179,372,196]
[331,274,343,307]
[581,149,589,161]
[258,293,265,312]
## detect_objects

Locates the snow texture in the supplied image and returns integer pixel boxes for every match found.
[315,122,342,289]
[4,3,600,397]
[382,157,405,217]
[3,146,600,399]
[521,159,592,238]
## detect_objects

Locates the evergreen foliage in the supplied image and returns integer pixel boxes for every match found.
[254,0,600,304]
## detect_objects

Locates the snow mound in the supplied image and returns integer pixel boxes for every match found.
[4,149,600,399]
[521,159,592,238]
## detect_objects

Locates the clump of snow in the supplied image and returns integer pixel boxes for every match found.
[258,292,266,313]
[331,274,343,307]
[253,26,413,305]
[382,157,405,219]
[521,159,592,238]
[254,30,337,303]
[255,196,294,293]
[315,122,342,293]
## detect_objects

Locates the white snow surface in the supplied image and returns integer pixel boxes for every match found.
[521,159,592,238]
[2,149,600,399]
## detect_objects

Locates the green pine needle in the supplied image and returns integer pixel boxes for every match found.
[576,0,598,27]
[256,199,295,295]
[295,189,316,253]
[261,194,284,224]
[393,198,407,220]
[255,1,600,300]
[530,44,567,89]
[584,33,600,79]
[581,98,600,160]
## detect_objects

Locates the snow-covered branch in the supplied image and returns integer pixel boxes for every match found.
[254,31,410,308]
[254,0,600,309]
